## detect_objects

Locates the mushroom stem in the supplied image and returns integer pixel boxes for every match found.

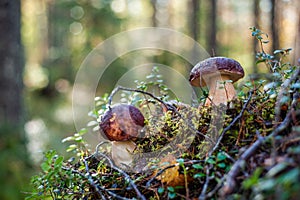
[204,74,236,106]
[111,140,136,168]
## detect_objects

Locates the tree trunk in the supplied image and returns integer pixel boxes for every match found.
[0,0,23,124]
[294,2,300,64]
[190,0,200,41]
[189,0,201,63]
[0,1,30,199]
[271,0,280,52]
[253,0,260,73]
[208,0,217,56]
[151,0,157,27]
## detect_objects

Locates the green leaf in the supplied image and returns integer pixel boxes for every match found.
[167,186,175,192]
[92,126,100,132]
[292,126,300,132]
[287,145,300,154]
[206,158,216,164]
[257,179,276,191]
[255,59,266,64]
[274,49,283,54]
[238,91,245,98]
[74,136,83,142]
[242,168,263,189]
[217,152,227,162]
[279,96,290,105]
[193,173,205,179]
[176,158,184,165]
[158,187,164,194]
[55,156,64,166]
[61,136,75,143]
[87,120,98,127]
[274,48,292,55]
[291,83,300,89]
[278,168,300,185]
[217,163,226,168]
[192,164,203,169]
[168,192,176,199]
[78,128,87,136]
[41,162,50,172]
[266,163,288,178]
[66,144,77,152]
[45,150,56,160]
[146,74,155,79]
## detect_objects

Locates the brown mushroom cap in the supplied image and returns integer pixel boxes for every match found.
[99,104,145,141]
[189,57,244,87]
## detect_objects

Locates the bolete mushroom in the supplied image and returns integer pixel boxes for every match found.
[189,57,244,106]
[99,104,145,169]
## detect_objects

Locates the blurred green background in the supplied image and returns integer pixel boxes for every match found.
[0,0,299,199]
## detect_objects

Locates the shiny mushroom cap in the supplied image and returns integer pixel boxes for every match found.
[189,57,244,87]
[99,104,145,141]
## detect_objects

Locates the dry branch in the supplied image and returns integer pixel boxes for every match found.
[94,145,147,200]
[107,85,213,142]
[220,110,292,196]
[208,90,253,157]
[219,67,300,197]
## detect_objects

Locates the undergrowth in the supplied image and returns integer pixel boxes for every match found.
[26,28,300,200]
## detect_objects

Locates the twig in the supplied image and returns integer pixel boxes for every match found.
[186,119,214,143]
[208,90,253,157]
[220,68,299,196]
[108,85,171,110]
[146,164,178,187]
[184,167,190,200]
[61,165,132,200]
[94,147,147,200]
[83,158,106,199]
[198,166,213,200]
[107,85,214,142]
[220,105,293,196]
[275,67,300,122]
[197,91,252,200]
[205,176,226,198]
[222,151,236,163]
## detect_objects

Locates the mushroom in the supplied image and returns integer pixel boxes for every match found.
[189,57,244,106]
[99,104,145,169]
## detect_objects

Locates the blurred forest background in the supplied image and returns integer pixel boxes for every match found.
[0,0,299,199]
